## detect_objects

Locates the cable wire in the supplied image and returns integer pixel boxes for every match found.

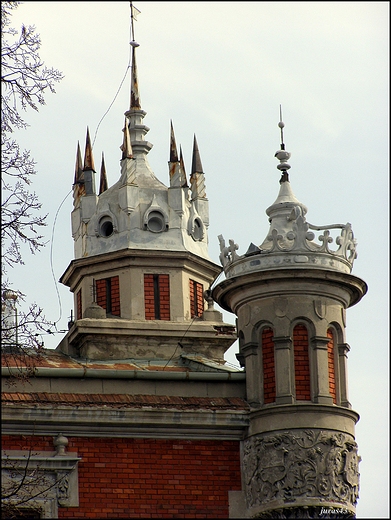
[49,189,72,327]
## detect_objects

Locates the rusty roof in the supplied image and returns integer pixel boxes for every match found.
[1,348,241,373]
[2,392,250,411]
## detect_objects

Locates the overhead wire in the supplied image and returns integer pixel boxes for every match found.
[48,4,135,331]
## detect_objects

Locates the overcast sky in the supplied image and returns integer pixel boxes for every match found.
[7,2,389,517]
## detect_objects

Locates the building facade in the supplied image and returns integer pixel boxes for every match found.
[2,8,367,520]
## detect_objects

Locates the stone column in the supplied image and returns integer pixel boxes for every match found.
[311,335,334,404]
[273,335,294,405]
[241,342,262,407]
[338,342,351,408]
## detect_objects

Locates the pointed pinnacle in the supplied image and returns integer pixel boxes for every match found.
[99,152,108,195]
[83,127,96,172]
[74,141,83,184]
[170,120,179,162]
[130,46,141,109]
[121,118,133,159]
[179,146,188,187]
[191,134,203,175]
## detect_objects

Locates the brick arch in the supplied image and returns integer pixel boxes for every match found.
[261,327,275,404]
[327,327,337,404]
[293,323,311,401]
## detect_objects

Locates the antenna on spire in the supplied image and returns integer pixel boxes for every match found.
[278,104,285,150]
[130,2,141,47]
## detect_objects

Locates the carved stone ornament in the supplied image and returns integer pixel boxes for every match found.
[274,297,288,318]
[314,299,326,319]
[242,429,360,517]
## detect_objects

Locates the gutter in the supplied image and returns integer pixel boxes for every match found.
[2,366,246,381]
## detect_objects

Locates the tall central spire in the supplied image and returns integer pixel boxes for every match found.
[124,3,153,156]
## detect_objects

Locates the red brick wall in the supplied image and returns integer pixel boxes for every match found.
[76,289,82,320]
[96,276,120,316]
[262,327,275,404]
[189,280,204,318]
[293,324,311,401]
[144,274,170,320]
[1,435,241,518]
[327,329,337,404]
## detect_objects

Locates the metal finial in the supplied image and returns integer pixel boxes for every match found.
[274,105,291,182]
[278,104,285,150]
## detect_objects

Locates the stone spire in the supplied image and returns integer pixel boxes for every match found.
[179,146,188,188]
[190,135,207,200]
[120,117,133,160]
[82,127,95,173]
[82,127,96,196]
[99,152,108,195]
[124,9,153,158]
[73,141,85,205]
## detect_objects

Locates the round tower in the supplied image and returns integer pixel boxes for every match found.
[212,113,367,518]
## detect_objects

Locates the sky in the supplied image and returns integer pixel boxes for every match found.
[6,2,389,517]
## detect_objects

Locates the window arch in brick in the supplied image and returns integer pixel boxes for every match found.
[262,327,275,404]
[327,328,337,404]
[144,274,170,320]
[189,279,204,318]
[293,324,311,401]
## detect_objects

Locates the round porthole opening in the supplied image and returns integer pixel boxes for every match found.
[147,211,165,233]
[100,218,114,237]
[192,218,203,241]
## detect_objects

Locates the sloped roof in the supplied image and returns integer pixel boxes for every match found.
[1,347,243,374]
[2,392,249,410]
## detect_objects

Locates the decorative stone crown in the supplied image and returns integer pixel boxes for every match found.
[218,118,358,279]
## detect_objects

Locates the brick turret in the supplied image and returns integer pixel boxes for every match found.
[212,114,367,518]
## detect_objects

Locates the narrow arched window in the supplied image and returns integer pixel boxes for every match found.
[327,328,337,404]
[262,328,275,404]
[293,324,311,401]
[96,276,121,317]
[76,288,82,320]
[189,279,204,318]
[144,274,170,320]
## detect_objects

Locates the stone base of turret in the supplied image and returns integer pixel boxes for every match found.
[241,426,360,519]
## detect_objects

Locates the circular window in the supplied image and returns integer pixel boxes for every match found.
[192,218,203,241]
[147,211,165,233]
[99,217,114,237]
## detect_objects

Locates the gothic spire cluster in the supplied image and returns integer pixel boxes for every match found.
[70,2,210,261]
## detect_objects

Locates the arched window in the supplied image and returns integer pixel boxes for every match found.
[144,274,170,320]
[262,328,275,404]
[327,328,337,404]
[189,279,204,318]
[95,276,121,317]
[293,324,311,401]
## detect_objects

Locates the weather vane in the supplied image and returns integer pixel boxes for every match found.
[130,2,141,47]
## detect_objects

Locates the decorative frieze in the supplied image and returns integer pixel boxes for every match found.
[243,429,360,517]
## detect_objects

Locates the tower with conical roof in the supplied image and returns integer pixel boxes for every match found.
[212,110,367,518]
[60,7,236,364]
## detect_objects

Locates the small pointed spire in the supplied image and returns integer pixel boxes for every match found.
[170,120,179,162]
[179,146,188,187]
[130,46,141,110]
[74,141,83,184]
[83,127,95,172]
[120,118,133,159]
[99,152,108,195]
[191,134,203,175]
